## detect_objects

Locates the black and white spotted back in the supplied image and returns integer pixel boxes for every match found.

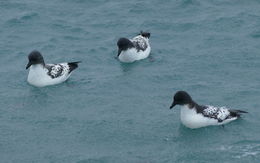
[46,62,80,79]
[131,35,149,52]
[46,64,67,79]
[202,106,231,122]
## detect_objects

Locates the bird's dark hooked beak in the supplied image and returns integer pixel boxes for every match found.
[117,49,122,57]
[170,101,177,109]
[26,62,32,69]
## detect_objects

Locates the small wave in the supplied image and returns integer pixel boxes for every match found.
[20,12,39,20]
[218,140,260,159]
[250,31,260,38]
[178,0,201,7]
[7,12,38,23]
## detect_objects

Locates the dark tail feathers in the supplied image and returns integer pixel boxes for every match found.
[229,109,248,118]
[140,31,150,38]
[68,61,81,73]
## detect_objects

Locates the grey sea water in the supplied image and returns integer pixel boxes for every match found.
[0,0,260,162]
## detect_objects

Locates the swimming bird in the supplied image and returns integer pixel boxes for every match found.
[169,91,248,129]
[26,50,80,87]
[117,31,151,63]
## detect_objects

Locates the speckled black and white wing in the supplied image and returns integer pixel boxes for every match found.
[46,64,68,79]
[46,62,79,79]
[202,106,231,122]
[27,60,80,87]
[131,35,148,52]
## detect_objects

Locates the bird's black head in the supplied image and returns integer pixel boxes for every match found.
[26,50,45,69]
[140,31,150,38]
[170,91,193,109]
[117,38,134,56]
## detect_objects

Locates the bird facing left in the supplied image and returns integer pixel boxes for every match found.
[26,50,80,87]
[169,91,248,129]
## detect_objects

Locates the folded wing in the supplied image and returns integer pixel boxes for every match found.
[131,35,148,52]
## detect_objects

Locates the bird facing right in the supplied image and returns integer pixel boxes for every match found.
[169,91,248,129]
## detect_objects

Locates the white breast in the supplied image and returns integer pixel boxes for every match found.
[118,47,150,63]
[118,38,151,63]
[27,64,71,87]
[180,105,218,129]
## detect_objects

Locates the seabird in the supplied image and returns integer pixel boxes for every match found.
[117,31,151,63]
[26,50,80,87]
[169,91,248,129]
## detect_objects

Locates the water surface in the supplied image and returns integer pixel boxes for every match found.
[0,0,260,162]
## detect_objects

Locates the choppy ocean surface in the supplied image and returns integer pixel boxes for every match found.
[0,0,260,162]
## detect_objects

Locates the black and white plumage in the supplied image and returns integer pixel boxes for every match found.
[45,62,79,79]
[117,31,151,63]
[26,50,80,87]
[169,91,248,129]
